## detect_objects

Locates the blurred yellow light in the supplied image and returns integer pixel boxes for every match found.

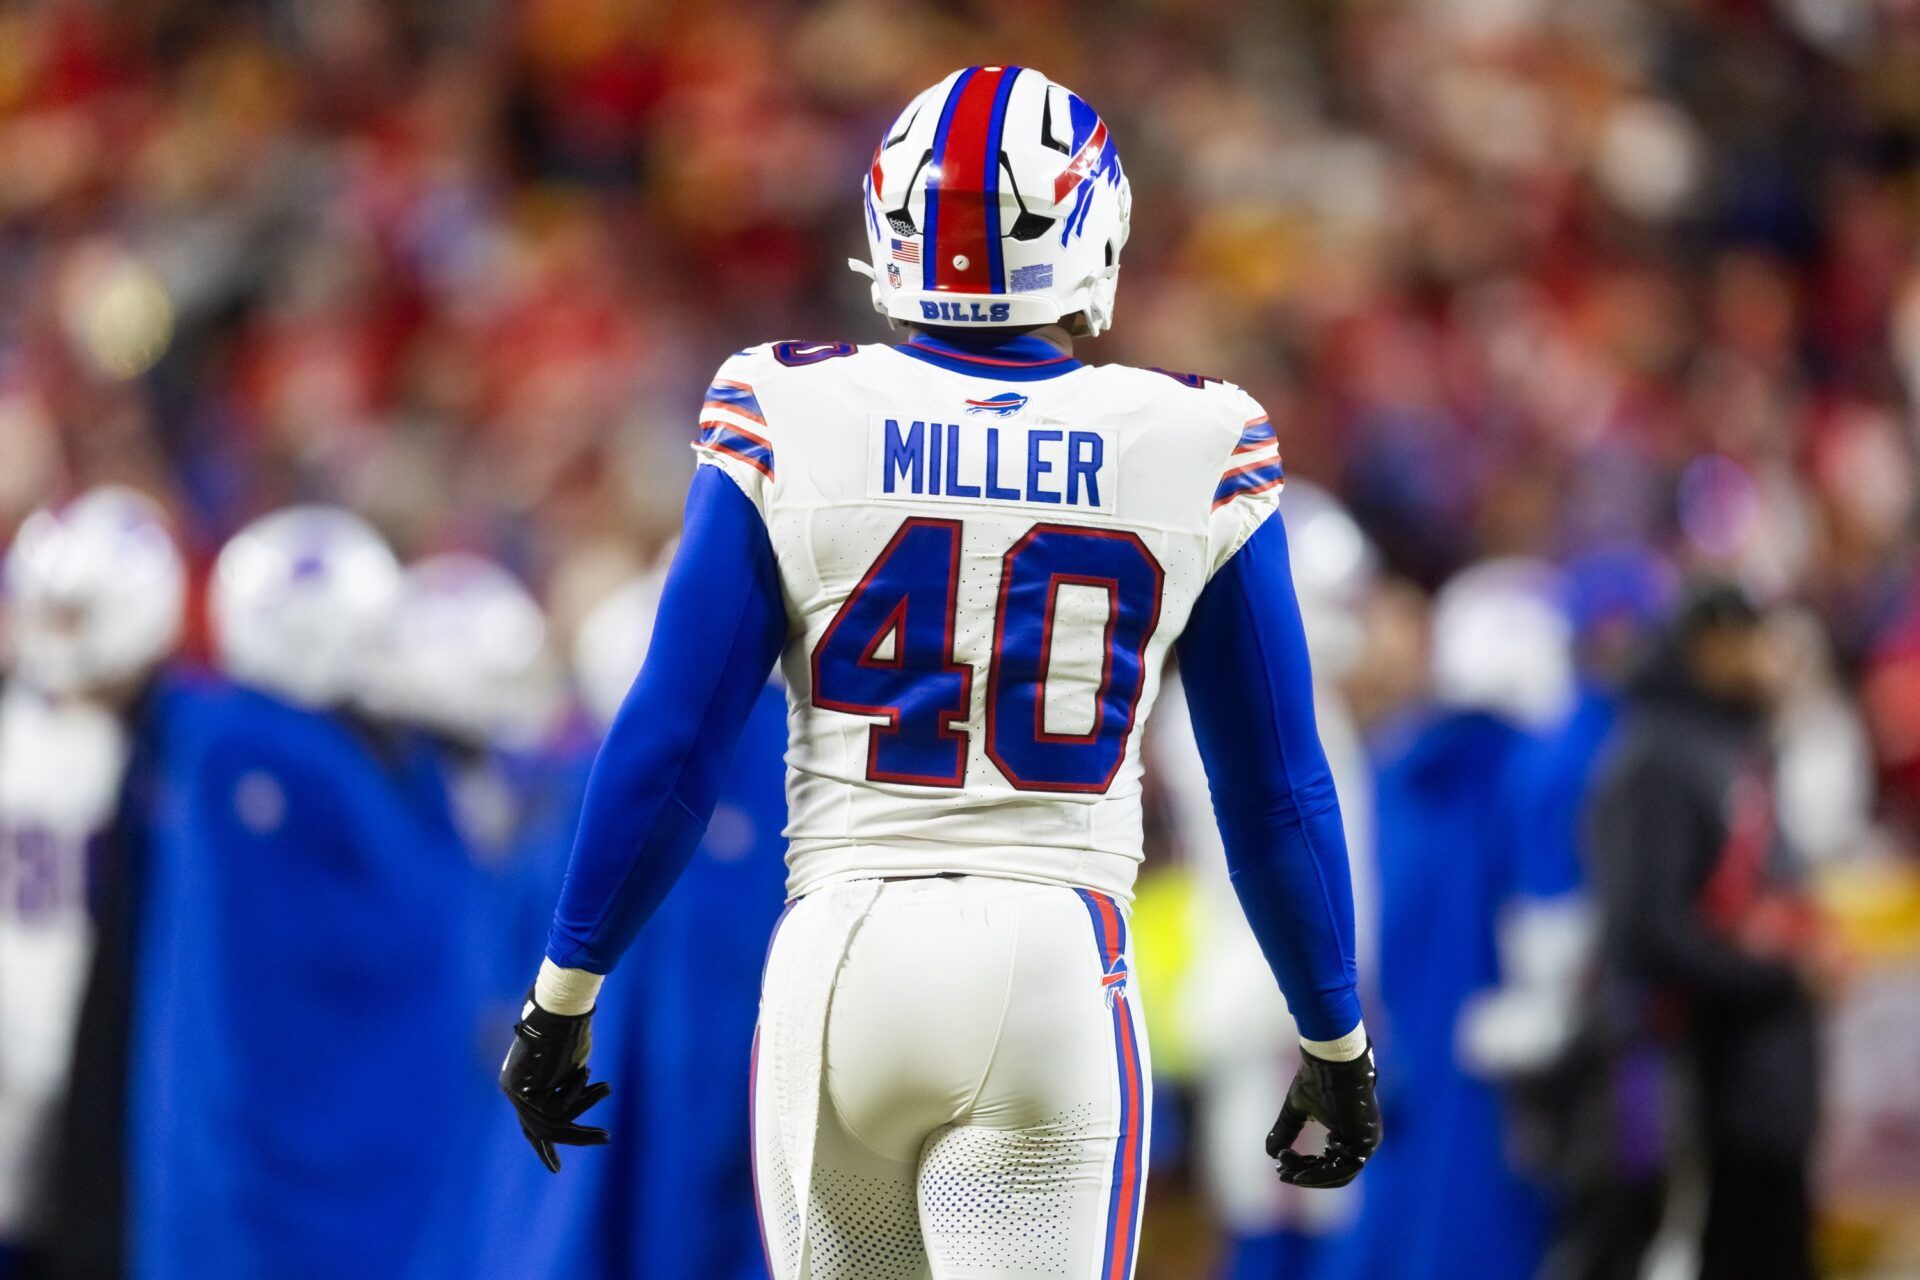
[58,244,175,381]
[1817,858,1920,959]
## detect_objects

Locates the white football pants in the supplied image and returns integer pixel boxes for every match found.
[751,875,1150,1280]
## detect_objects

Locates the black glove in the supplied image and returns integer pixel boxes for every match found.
[499,991,612,1173]
[1266,1040,1381,1188]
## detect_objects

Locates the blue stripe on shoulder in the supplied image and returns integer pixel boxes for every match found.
[1214,460,1285,506]
[1235,418,1276,450]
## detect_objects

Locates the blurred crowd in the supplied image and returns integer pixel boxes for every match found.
[3,0,1920,1276]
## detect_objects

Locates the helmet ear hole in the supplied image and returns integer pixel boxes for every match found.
[1009,212,1053,241]
[1105,241,1115,267]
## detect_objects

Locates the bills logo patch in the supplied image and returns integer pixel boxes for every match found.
[1101,955,1129,1006]
[964,391,1028,417]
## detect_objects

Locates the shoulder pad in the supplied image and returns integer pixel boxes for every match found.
[696,351,779,489]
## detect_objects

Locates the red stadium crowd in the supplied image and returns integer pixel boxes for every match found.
[3,1,1917,695]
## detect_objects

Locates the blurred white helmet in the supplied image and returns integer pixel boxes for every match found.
[852,66,1132,335]
[1281,481,1379,675]
[364,553,560,747]
[212,506,401,708]
[1431,558,1574,729]
[5,485,185,696]
[571,571,664,730]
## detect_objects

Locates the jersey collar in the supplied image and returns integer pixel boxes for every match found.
[893,330,1086,381]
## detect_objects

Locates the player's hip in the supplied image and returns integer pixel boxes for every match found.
[783,839,1142,905]
[751,875,1153,1276]
[760,874,1146,1149]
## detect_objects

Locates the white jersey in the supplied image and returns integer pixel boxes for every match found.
[692,336,1284,901]
[0,682,129,1240]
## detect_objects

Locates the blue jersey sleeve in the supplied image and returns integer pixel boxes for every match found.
[545,467,787,972]
[1175,513,1363,1042]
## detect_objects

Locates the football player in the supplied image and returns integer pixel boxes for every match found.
[1340,559,1573,1280]
[502,66,1380,1278]
[570,571,792,1280]
[133,508,478,1280]
[451,570,791,1280]
[0,487,184,1280]
[361,552,562,760]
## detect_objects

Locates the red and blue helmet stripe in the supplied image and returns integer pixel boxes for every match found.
[981,69,1021,293]
[924,65,1024,296]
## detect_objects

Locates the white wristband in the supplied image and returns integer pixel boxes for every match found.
[534,958,605,1017]
[1301,1020,1368,1063]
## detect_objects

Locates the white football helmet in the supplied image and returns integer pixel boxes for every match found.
[1431,558,1575,730]
[851,66,1132,334]
[363,553,560,747]
[211,506,402,708]
[571,572,664,730]
[5,485,185,696]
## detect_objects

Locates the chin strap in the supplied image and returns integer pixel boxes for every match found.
[846,258,895,324]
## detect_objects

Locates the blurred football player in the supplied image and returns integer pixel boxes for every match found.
[1456,551,1672,1105]
[363,553,563,760]
[0,487,184,1280]
[443,569,788,1280]
[363,550,569,1010]
[575,573,789,1280]
[501,67,1378,1279]
[131,508,479,1280]
[362,552,621,1280]
[1582,583,1829,1280]
[1454,548,1672,1280]
[1333,559,1573,1280]
[1161,481,1381,1280]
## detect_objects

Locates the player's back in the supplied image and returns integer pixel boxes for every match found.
[513,71,1374,1279]
[692,331,1284,901]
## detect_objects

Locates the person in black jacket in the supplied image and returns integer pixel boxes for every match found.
[1579,581,1829,1280]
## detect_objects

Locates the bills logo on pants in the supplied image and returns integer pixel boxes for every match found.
[1078,888,1147,1280]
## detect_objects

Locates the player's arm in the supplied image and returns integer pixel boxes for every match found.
[500,463,786,1171]
[1176,510,1380,1188]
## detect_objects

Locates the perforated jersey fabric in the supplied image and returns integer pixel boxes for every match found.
[752,876,1151,1279]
